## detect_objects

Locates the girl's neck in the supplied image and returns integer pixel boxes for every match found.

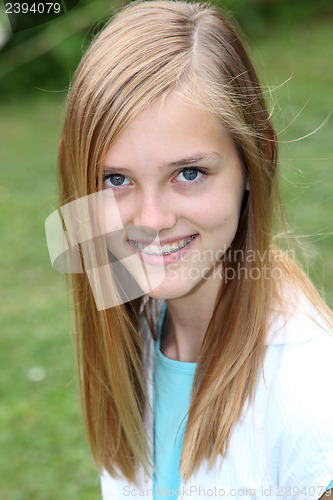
[160,277,221,363]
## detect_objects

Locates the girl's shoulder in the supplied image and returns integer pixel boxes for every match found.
[266,281,333,348]
[262,286,333,423]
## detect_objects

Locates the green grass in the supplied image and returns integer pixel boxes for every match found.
[0,97,99,499]
[251,18,333,304]
[0,16,332,500]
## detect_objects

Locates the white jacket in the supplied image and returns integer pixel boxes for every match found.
[101,297,333,500]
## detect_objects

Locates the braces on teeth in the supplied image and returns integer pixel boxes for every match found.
[131,234,196,256]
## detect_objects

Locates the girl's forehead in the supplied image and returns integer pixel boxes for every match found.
[104,94,234,168]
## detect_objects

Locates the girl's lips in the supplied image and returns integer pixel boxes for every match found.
[128,234,198,265]
[130,234,197,256]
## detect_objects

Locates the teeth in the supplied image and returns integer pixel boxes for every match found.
[161,244,172,253]
[146,244,160,254]
[131,235,196,256]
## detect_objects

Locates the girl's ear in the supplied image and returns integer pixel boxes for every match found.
[245,177,250,191]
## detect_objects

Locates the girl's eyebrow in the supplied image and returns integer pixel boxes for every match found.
[104,152,221,172]
[164,152,221,168]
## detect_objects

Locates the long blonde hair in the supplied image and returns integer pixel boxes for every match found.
[58,0,332,483]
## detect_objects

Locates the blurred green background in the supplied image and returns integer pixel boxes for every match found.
[0,0,332,498]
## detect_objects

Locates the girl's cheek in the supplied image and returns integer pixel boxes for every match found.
[109,199,136,227]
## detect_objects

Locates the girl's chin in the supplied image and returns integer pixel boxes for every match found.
[145,277,198,301]
[146,289,184,301]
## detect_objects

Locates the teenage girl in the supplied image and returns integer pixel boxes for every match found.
[56,1,333,498]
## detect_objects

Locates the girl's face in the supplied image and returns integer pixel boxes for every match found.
[102,94,247,301]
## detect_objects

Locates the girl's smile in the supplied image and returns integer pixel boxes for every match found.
[130,234,197,256]
[127,233,199,266]
[103,93,248,301]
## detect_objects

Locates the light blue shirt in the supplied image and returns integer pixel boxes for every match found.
[153,305,196,497]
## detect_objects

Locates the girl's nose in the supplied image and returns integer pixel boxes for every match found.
[133,190,177,232]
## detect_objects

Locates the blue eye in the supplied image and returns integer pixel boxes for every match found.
[103,174,131,189]
[175,168,204,183]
